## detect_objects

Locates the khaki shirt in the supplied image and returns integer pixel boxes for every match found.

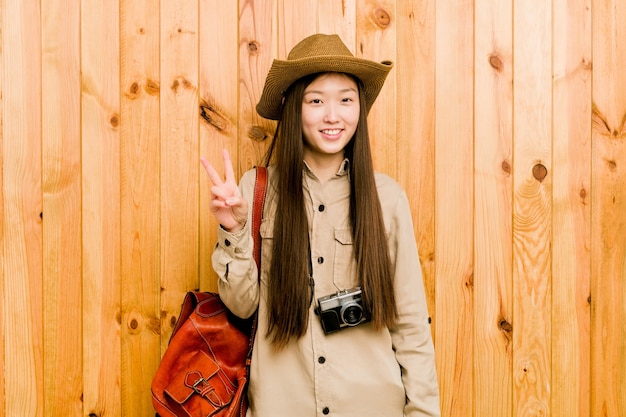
[213,162,440,417]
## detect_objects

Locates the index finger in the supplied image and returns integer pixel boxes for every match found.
[200,157,224,186]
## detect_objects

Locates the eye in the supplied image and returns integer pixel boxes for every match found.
[341,97,354,103]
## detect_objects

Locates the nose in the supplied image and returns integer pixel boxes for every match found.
[323,103,339,123]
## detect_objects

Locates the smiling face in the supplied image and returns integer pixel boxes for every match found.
[301,72,360,173]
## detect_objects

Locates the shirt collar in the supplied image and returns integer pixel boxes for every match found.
[303,158,351,179]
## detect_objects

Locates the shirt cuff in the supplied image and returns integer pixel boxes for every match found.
[216,222,250,258]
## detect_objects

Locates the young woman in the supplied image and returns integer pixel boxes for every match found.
[202,33,440,417]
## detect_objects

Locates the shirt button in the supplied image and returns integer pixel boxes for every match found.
[224,239,231,247]
[318,356,326,364]
[322,407,330,415]
[318,204,325,212]
[317,257,324,264]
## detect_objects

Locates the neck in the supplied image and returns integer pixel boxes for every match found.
[303,154,344,183]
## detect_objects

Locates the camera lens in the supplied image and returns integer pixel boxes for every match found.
[341,304,363,326]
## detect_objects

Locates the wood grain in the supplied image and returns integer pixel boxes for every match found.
[238,0,275,172]
[1,0,44,415]
[434,1,474,415]
[552,0,592,416]
[278,0,317,55]
[80,0,121,415]
[591,0,626,416]
[474,0,514,415]
[199,1,239,293]
[41,0,82,414]
[513,0,553,415]
[317,0,356,44]
[159,0,199,348]
[1,2,625,416]
[357,0,397,178]
[396,0,436,335]
[119,0,161,414]
[1,3,6,413]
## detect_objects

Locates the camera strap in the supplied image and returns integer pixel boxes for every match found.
[308,242,315,307]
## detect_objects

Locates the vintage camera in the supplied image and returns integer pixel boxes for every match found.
[316,287,370,334]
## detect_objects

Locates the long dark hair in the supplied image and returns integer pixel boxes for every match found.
[263,72,397,349]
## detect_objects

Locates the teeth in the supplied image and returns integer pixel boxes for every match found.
[322,129,341,135]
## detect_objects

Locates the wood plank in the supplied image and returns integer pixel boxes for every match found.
[512,0,552,414]
[356,0,396,178]
[317,0,356,45]
[0,1,5,412]
[80,0,121,415]
[277,0,356,51]
[238,0,276,172]
[159,0,199,348]
[1,1,44,415]
[552,1,592,416]
[276,2,356,68]
[434,0,474,415]
[40,0,82,414]
[396,0,436,336]
[119,0,161,414]
[199,1,239,293]
[277,0,317,55]
[590,0,626,416]
[474,0,514,415]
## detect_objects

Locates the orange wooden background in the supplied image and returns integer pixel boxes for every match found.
[1,0,625,416]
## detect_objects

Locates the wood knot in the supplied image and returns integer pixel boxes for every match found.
[170,315,178,328]
[129,318,139,330]
[248,125,269,141]
[501,160,511,175]
[374,8,391,27]
[147,317,161,335]
[607,159,617,171]
[144,79,160,96]
[579,187,587,200]
[248,41,259,55]
[110,114,120,128]
[489,53,504,71]
[126,82,140,99]
[532,163,547,181]
[170,77,193,93]
[498,318,512,333]
[200,100,229,131]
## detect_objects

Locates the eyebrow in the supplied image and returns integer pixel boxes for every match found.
[303,87,358,95]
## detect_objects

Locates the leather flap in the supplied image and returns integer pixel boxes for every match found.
[164,350,235,408]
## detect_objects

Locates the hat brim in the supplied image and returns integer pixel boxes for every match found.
[256,55,393,120]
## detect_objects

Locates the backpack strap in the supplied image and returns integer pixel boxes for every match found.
[252,166,267,271]
[247,166,267,363]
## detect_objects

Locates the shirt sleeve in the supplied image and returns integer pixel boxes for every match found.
[387,190,441,417]
[211,169,260,319]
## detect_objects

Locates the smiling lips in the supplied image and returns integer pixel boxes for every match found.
[321,128,343,137]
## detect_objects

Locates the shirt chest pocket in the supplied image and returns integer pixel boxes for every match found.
[333,228,358,289]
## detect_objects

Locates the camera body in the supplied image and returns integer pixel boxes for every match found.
[316,287,370,334]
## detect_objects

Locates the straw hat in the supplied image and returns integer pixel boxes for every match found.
[256,33,394,120]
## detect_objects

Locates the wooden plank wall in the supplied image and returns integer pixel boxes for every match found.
[1,0,624,416]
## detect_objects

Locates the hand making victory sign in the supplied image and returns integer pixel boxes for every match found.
[200,149,248,233]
